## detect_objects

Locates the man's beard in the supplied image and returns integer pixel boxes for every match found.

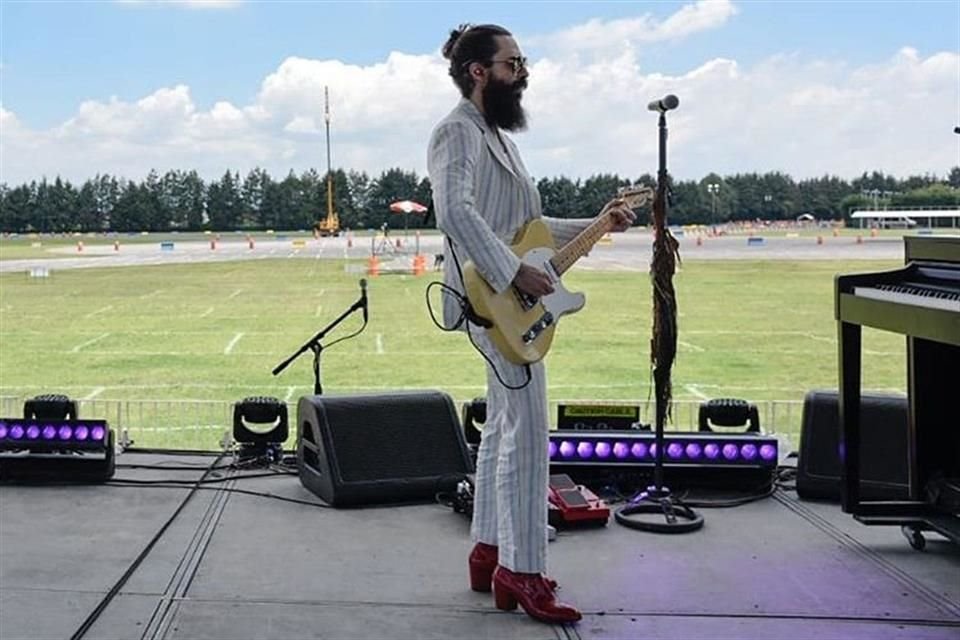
[482,76,527,132]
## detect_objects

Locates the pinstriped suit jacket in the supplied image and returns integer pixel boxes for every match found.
[428,99,591,330]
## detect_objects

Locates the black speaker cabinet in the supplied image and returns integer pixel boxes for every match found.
[297,390,474,507]
[797,390,909,501]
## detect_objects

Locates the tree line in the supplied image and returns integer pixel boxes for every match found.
[1,166,958,233]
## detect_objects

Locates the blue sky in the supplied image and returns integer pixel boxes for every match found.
[1,1,958,183]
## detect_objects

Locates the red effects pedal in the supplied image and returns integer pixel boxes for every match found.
[548,474,610,526]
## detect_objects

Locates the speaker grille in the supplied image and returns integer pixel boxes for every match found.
[797,390,909,500]
[321,392,468,482]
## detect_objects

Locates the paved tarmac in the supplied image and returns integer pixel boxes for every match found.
[0,231,909,275]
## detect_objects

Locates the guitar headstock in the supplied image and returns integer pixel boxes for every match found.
[616,185,655,209]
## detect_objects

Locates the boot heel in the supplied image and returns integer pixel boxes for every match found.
[469,563,494,592]
[494,585,518,611]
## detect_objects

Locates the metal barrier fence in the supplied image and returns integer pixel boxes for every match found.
[1,395,805,452]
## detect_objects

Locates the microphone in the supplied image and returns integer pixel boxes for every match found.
[954,126,960,135]
[647,94,679,112]
[359,278,368,323]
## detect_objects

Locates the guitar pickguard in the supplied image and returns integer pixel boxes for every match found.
[521,247,586,329]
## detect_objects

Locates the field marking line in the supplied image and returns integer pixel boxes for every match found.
[318,289,326,297]
[224,332,244,355]
[375,333,384,355]
[315,305,323,317]
[199,307,214,318]
[84,305,114,319]
[228,289,243,299]
[71,332,111,353]
[139,289,164,300]
[678,340,705,353]
[284,386,297,402]
[684,384,711,400]
[81,387,106,401]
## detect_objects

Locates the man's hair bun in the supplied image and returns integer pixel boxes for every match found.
[442,23,473,60]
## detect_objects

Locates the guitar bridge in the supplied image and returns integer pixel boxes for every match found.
[522,312,555,344]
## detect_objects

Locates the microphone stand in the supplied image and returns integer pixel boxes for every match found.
[614,98,703,534]
[272,292,367,396]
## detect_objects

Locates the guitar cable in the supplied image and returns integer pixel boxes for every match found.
[424,237,532,391]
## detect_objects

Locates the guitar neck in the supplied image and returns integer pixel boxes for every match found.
[549,214,615,277]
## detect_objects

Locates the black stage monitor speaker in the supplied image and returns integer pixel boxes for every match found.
[297,390,474,507]
[797,390,909,501]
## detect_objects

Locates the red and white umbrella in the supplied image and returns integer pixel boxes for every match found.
[389,200,428,214]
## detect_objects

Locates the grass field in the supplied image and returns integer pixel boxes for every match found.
[0,252,906,448]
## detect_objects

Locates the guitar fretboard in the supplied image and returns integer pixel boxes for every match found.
[548,187,653,277]
[549,215,616,277]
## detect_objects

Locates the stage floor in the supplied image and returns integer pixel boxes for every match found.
[1,452,958,640]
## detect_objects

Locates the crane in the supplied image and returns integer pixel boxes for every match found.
[315,86,340,237]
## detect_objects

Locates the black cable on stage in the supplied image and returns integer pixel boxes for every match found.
[68,451,229,640]
[106,470,297,486]
[102,481,334,509]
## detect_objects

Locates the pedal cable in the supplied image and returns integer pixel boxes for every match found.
[424,238,532,391]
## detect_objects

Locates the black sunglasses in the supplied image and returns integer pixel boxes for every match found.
[490,56,528,74]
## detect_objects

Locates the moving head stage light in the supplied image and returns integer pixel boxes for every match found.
[0,418,115,482]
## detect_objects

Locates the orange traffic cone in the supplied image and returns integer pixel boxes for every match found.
[367,255,380,277]
[413,254,426,276]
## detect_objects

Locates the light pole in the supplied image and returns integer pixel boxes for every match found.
[707,182,719,220]
[764,194,772,218]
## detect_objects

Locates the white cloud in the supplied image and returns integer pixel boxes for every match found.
[2,5,958,186]
[526,0,738,57]
[116,0,243,9]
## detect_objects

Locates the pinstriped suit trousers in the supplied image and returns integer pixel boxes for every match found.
[468,324,549,574]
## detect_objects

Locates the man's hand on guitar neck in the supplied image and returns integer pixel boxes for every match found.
[601,198,637,232]
[512,263,555,298]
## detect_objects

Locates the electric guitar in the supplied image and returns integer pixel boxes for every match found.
[462,186,655,365]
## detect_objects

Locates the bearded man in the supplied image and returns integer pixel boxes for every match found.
[427,23,634,625]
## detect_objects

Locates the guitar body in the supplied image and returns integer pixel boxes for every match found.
[463,219,586,365]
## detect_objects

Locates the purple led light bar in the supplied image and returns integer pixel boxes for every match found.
[0,419,109,447]
[547,433,778,467]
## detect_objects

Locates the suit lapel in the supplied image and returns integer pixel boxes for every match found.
[457,100,518,179]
